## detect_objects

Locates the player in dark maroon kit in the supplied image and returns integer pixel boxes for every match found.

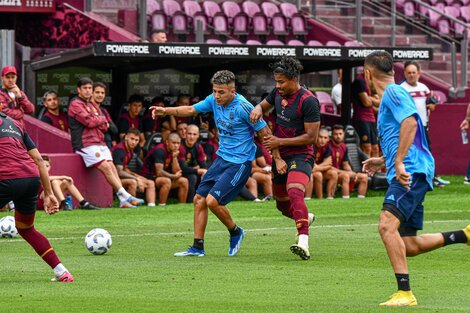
[140,132,188,205]
[117,94,145,146]
[250,56,320,260]
[0,66,35,126]
[0,112,73,282]
[40,91,69,132]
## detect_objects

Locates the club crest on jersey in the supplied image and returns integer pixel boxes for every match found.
[95,152,101,158]
[281,98,288,108]
[290,161,297,169]
[229,111,235,120]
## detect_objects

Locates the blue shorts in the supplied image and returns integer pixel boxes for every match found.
[196,157,252,206]
[383,173,431,231]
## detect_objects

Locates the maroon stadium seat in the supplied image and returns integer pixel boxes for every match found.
[266,39,285,45]
[183,1,209,34]
[307,40,323,46]
[147,0,160,15]
[206,38,223,44]
[242,1,268,35]
[280,2,308,35]
[316,91,335,114]
[152,12,166,32]
[246,39,262,45]
[403,1,415,17]
[326,40,341,46]
[163,0,189,34]
[444,6,465,36]
[261,2,288,35]
[287,39,304,45]
[344,40,363,46]
[460,5,470,22]
[226,39,242,44]
[201,1,228,35]
[222,1,249,35]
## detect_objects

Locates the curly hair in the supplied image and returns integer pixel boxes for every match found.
[269,56,304,80]
[211,70,236,85]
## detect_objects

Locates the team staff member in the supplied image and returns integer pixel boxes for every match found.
[41,91,69,132]
[0,65,35,125]
[68,77,144,208]
[0,112,73,282]
[362,51,470,307]
[152,70,279,257]
[250,56,320,260]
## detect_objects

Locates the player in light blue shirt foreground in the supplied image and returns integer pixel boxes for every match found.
[151,70,286,257]
[362,51,470,307]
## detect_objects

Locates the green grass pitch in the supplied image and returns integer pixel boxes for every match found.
[1,176,469,312]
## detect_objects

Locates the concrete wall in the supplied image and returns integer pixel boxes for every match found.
[24,115,114,207]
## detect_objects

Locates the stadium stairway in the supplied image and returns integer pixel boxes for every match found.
[312,0,470,103]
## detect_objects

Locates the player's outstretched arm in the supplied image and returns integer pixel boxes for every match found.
[250,99,273,124]
[29,149,59,214]
[150,106,197,119]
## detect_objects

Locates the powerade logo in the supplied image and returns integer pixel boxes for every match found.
[392,50,430,59]
[158,46,201,55]
[105,44,150,54]
[256,47,296,56]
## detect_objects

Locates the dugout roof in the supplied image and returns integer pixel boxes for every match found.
[26,42,433,125]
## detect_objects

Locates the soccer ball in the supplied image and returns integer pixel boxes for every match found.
[85,228,112,255]
[0,216,19,238]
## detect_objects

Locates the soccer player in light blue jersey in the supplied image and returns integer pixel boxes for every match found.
[362,51,470,307]
[151,70,285,257]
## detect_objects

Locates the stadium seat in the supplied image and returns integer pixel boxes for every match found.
[316,91,335,114]
[280,3,308,35]
[202,1,229,35]
[222,1,249,35]
[163,0,189,34]
[444,6,465,36]
[147,0,160,15]
[260,2,288,35]
[344,40,363,47]
[143,132,163,155]
[226,38,243,44]
[307,40,323,46]
[151,12,166,32]
[266,39,284,45]
[203,1,222,19]
[326,40,341,46]
[403,1,415,17]
[287,39,304,45]
[343,125,388,190]
[242,1,269,35]
[206,38,223,44]
[246,39,262,45]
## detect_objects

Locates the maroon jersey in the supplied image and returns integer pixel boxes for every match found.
[263,111,277,135]
[0,89,35,125]
[314,143,332,164]
[178,141,207,175]
[111,142,134,168]
[266,87,320,157]
[142,112,169,133]
[329,142,349,170]
[351,74,376,122]
[41,110,69,132]
[140,143,183,177]
[117,112,143,135]
[0,112,38,180]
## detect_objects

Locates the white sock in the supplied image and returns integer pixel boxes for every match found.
[342,195,350,199]
[357,195,365,199]
[53,263,67,277]
[116,187,131,202]
[148,203,156,207]
[298,234,309,248]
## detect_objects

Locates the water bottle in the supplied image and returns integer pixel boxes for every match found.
[65,194,73,209]
[462,129,468,145]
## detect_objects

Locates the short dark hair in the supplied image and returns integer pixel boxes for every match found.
[211,70,236,85]
[127,128,141,136]
[270,56,304,80]
[43,91,58,100]
[77,77,93,88]
[128,94,144,104]
[93,82,107,91]
[404,60,421,72]
[332,124,344,131]
[151,96,165,105]
[364,51,394,75]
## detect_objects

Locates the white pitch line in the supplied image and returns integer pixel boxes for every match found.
[0,219,467,244]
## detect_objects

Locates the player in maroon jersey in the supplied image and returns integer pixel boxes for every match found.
[250,56,320,260]
[329,125,368,198]
[305,127,338,200]
[40,91,69,132]
[0,112,73,282]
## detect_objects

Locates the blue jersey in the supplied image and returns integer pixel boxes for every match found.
[378,84,435,189]
[193,93,267,164]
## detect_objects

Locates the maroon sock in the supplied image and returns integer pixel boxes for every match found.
[15,211,61,269]
[276,200,293,218]
[17,226,61,269]
[288,188,309,235]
